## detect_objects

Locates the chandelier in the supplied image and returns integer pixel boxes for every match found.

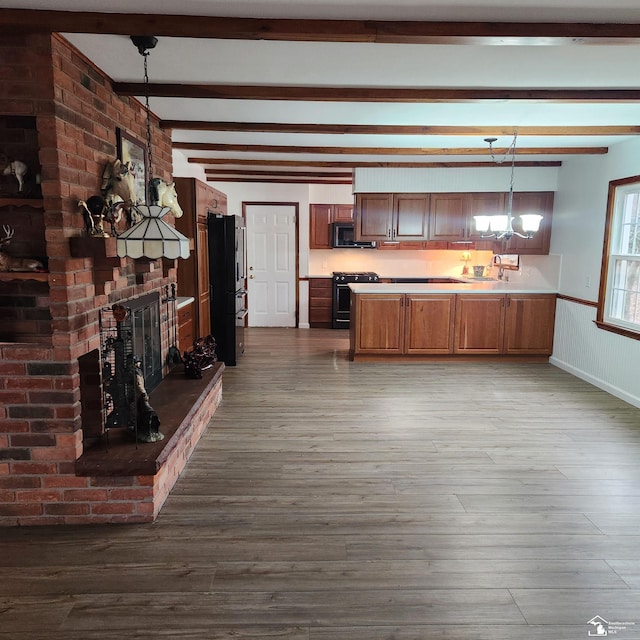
[473,131,543,240]
[116,36,190,260]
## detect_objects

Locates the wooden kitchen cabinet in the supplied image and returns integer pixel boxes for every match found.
[350,293,405,354]
[355,190,553,254]
[352,291,556,359]
[308,277,333,328]
[355,193,429,244]
[175,177,227,338]
[351,293,456,356]
[455,293,556,355]
[503,192,554,255]
[504,294,556,354]
[177,301,195,353]
[309,203,354,249]
[405,294,456,354]
[429,192,504,250]
[454,294,506,354]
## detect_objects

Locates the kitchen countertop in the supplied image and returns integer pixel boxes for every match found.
[349,281,557,295]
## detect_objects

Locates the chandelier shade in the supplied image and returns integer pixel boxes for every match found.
[117,205,190,260]
[473,132,543,240]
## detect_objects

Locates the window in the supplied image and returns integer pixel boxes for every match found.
[598,175,640,338]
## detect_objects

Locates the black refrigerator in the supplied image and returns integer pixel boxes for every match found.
[208,213,247,366]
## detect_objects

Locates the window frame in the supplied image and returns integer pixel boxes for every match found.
[596,174,640,340]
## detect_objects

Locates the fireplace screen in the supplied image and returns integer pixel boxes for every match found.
[99,292,162,431]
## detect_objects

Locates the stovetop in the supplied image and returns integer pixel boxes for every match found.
[333,271,379,282]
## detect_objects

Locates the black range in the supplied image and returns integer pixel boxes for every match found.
[332,271,379,329]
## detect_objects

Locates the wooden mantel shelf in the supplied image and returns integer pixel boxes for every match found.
[76,362,225,477]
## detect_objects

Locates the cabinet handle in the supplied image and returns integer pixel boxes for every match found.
[387,228,391,238]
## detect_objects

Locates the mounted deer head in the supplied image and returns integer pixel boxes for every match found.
[0,225,45,272]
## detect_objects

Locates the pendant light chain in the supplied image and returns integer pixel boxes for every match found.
[143,50,154,184]
[507,131,517,219]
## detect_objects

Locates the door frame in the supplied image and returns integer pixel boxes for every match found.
[241,201,300,328]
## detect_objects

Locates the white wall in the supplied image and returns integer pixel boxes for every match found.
[354,166,559,193]
[550,137,640,408]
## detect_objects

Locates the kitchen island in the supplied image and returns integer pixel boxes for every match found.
[348,281,557,360]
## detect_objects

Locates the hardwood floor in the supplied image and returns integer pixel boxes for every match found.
[2,327,640,639]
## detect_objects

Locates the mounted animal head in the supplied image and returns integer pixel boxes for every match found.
[149,178,183,218]
[0,225,44,272]
[101,159,138,205]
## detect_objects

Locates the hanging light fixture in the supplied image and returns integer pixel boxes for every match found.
[117,36,190,260]
[473,131,543,240]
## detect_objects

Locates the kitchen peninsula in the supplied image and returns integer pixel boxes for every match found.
[348,281,557,360]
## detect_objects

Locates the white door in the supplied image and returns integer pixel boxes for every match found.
[245,204,297,327]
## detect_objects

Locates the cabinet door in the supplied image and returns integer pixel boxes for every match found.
[309,204,333,249]
[428,193,468,241]
[196,221,211,336]
[454,295,505,354]
[333,204,354,222]
[352,294,404,354]
[308,278,333,327]
[504,192,554,255]
[405,294,456,354]
[354,193,393,241]
[394,193,430,241]
[504,294,556,355]
[468,192,505,250]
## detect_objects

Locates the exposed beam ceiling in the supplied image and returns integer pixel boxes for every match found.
[175,143,606,155]
[116,83,640,103]
[6,5,640,182]
[162,122,640,136]
[3,10,640,45]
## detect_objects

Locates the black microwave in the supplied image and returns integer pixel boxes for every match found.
[332,222,376,249]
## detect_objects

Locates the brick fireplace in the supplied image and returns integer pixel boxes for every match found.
[0,33,222,525]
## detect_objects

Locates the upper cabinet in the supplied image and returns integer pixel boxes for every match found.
[355,190,553,255]
[309,204,354,249]
[503,192,554,255]
[355,193,429,243]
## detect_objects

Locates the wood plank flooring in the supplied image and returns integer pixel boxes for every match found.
[2,327,640,639]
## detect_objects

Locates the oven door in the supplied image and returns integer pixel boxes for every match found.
[332,281,352,329]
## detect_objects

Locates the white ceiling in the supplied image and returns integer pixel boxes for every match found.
[5,1,640,179]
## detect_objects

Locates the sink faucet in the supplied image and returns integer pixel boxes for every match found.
[494,255,505,280]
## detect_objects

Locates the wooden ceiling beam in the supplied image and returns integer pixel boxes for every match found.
[207,177,352,184]
[165,122,640,135]
[3,10,640,45]
[176,142,605,155]
[189,158,563,168]
[204,169,353,178]
[117,83,640,103]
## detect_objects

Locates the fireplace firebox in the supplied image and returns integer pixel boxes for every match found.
[99,292,162,434]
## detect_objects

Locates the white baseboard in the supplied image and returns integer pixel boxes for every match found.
[549,356,640,409]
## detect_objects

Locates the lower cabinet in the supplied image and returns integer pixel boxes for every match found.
[351,292,556,358]
[351,293,456,355]
[503,294,557,354]
[454,295,505,354]
[309,278,333,328]
[351,294,405,354]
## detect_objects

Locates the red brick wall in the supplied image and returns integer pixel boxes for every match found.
[0,33,192,525]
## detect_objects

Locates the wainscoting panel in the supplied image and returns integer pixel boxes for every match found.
[550,298,640,409]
